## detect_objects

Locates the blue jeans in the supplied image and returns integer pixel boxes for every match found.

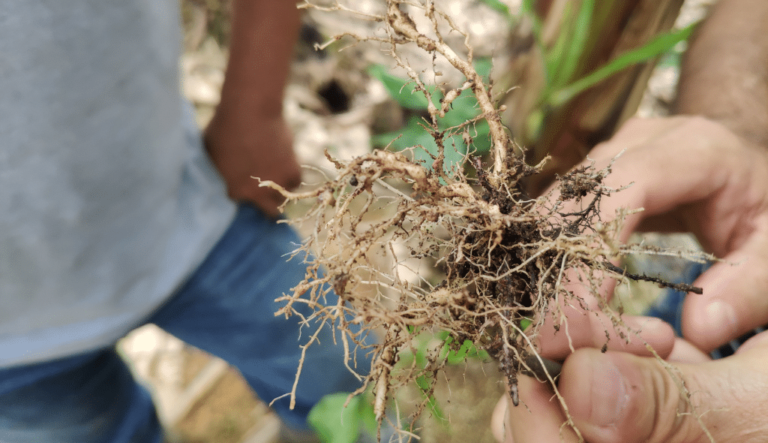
[645,262,709,338]
[646,261,767,359]
[0,204,365,442]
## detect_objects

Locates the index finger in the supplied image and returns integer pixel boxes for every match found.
[532,117,738,359]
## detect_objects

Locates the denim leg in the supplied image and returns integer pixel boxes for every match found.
[643,262,767,359]
[0,349,162,443]
[0,204,366,441]
[149,204,367,431]
[645,262,708,337]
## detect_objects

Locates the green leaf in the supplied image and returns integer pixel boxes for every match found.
[372,116,468,177]
[435,61,492,156]
[474,58,494,83]
[415,374,431,391]
[549,22,697,107]
[425,393,447,423]
[438,334,490,365]
[395,330,440,371]
[439,336,454,362]
[415,375,447,424]
[520,318,532,331]
[370,57,495,170]
[360,400,378,436]
[368,64,442,110]
[445,339,473,365]
[309,393,373,443]
[479,0,512,19]
[371,117,432,152]
[469,120,492,155]
[544,1,575,85]
[464,340,489,361]
[553,0,594,88]
[414,336,429,368]
[438,88,480,129]
[657,41,686,69]
[442,136,468,173]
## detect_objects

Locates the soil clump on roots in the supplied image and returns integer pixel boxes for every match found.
[261,1,707,440]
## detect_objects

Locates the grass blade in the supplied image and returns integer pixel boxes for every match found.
[479,0,513,20]
[553,0,595,88]
[549,22,697,107]
[521,0,549,86]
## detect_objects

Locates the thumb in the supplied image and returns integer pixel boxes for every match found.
[558,344,768,443]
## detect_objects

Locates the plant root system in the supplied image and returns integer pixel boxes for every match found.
[261,1,712,440]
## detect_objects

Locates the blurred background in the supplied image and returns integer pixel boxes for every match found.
[120,1,714,441]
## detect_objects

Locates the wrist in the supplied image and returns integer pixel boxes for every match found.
[214,95,284,119]
[207,102,285,139]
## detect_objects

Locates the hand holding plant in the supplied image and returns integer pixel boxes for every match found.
[502,115,768,442]
[261,3,716,441]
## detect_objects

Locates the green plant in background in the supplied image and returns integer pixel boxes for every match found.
[517,0,695,103]
[308,326,507,443]
[306,318,542,443]
[309,4,697,442]
[478,0,515,22]
[369,59,494,175]
[396,329,491,427]
[308,392,378,443]
[371,1,695,169]
[547,23,696,107]
[483,0,696,139]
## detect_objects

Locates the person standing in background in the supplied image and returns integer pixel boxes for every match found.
[0,1,360,442]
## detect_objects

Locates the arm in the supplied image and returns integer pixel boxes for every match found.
[205,0,302,217]
[676,0,768,147]
[673,0,768,351]
[524,0,768,362]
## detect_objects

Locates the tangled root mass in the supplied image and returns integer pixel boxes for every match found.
[262,1,707,439]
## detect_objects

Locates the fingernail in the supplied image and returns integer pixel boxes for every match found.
[588,357,628,427]
[705,300,738,337]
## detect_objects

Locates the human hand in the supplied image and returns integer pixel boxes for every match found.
[536,115,768,358]
[494,115,768,441]
[203,0,301,218]
[204,112,301,218]
[497,332,768,442]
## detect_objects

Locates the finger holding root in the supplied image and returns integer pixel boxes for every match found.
[276,1,710,440]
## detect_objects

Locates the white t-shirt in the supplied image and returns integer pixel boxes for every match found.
[0,1,236,367]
